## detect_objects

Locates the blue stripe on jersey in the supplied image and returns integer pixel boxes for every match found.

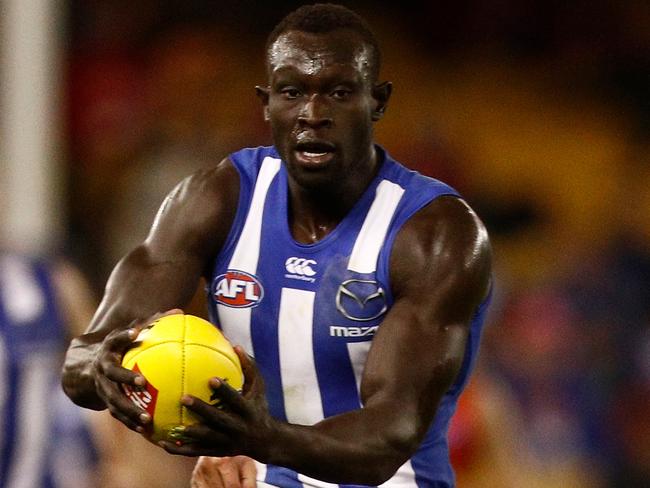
[312,268,368,418]
[266,465,303,487]
[0,363,19,485]
[411,399,455,487]
[250,269,287,422]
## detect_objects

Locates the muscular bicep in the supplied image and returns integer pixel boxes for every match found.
[87,159,240,335]
[242,201,490,484]
[359,196,491,440]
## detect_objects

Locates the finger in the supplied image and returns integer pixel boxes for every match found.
[234,347,263,397]
[95,375,151,429]
[99,328,146,379]
[181,397,241,433]
[107,406,145,433]
[145,309,184,328]
[234,346,254,377]
[103,327,142,352]
[236,456,257,488]
[191,474,224,488]
[171,424,232,445]
[159,440,228,457]
[160,308,184,317]
[95,373,140,413]
[208,378,247,414]
[217,457,243,488]
[191,457,226,488]
[102,362,146,386]
[104,396,147,432]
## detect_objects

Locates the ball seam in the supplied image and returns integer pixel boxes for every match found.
[180,315,187,426]
[124,341,241,375]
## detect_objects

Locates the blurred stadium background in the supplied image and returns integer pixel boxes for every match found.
[1,1,648,486]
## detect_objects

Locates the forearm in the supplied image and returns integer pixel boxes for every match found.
[258,355,463,483]
[61,246,202,407]
[61,293,149,409]
[260,406,420,485]
[61,299,142,408]
[61,334,105,409]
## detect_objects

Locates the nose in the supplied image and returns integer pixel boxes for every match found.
[298,94,332,129]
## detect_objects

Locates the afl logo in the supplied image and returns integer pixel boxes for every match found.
[213,270,264,308]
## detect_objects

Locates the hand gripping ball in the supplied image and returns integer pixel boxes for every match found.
[121,313,244,443]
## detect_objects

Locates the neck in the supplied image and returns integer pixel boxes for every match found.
[288,145,381,243]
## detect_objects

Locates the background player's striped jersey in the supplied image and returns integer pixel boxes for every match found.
[0,254,98,488]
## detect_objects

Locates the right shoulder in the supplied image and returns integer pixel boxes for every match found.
[144,158,240,261]
[170,144,278,217]
[170,157,240,213]
[169,146,279,237]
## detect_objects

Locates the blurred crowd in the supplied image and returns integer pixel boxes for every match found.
[57,1,650,486]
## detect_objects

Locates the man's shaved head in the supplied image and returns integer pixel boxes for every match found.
[265,3,381,81]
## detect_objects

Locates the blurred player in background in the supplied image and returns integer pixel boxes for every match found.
[0,252,98,487]
[0,251,195,487]
[61,4,491,487]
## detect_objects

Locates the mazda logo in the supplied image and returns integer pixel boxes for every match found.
[336,279,387,322]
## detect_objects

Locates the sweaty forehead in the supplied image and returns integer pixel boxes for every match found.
[267,30,372,80]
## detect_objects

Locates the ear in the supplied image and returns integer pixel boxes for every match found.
[255,85,270,121]
[371,81,392,121]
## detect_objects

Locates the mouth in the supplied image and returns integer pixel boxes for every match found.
[294,140,336,167]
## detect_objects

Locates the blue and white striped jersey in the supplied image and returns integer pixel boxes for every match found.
[0,254,98,488]
[207,146,490,488]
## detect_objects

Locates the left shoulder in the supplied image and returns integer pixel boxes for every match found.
[390,196,492,315]
[398,195,489,250]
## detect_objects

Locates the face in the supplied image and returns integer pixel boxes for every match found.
[259,30,390,191]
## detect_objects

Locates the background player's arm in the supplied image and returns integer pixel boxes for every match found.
[61,159,239,421]
[168,196,491,485]
[51,259,98,337]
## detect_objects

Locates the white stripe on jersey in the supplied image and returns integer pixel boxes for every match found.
[218,306,253,357]
[0,255,46,324]
[219,157,281,355]
[379,460,418,487]
[229,157,281,271]
[297,473,338,487]
[5,354,57,488]
[278,288,323,425]
[255,460,268,485]
[348,180,405,273]
[347,341,372,406]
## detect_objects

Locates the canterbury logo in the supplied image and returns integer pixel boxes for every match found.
[285,257,317,277]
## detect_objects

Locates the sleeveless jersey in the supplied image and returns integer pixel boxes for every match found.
[0,254,98,488]
[207,146,491,488]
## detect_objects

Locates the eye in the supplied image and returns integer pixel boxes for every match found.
[281,88,301,99]
[331,88,352,100]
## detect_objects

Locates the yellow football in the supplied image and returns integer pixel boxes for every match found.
[121,313,244,443]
